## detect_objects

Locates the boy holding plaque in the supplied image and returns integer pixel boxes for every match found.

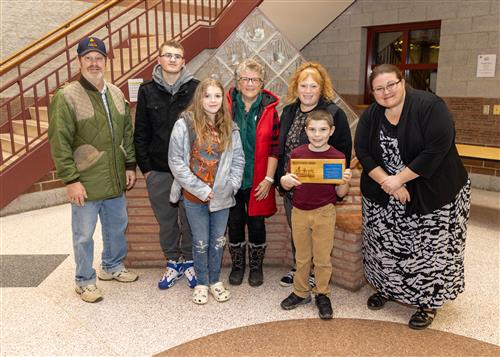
[279,110,352,319]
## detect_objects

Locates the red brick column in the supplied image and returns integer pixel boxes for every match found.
[124,173,164,268]
[331,163,365,291]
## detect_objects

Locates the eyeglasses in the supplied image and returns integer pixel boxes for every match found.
[81,55,105,63]
[373,80,402,95]
[159,53,183,60]
[239,77,263,84]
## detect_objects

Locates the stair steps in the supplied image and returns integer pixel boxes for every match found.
[1,105,48,170]
[0,133,29,153]
[12,120,49,137]
[28,107,49,122]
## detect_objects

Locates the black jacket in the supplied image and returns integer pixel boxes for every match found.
[134,78,199,173]
[354,87,468,215]
[275,97,352,191]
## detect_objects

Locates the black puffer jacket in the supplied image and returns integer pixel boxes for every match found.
[134,69,199,173]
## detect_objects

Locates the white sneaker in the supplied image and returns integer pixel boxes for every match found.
[98,268,138,283]
[75,284,103,303]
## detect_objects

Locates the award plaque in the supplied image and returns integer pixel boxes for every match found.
[290,158,345,184]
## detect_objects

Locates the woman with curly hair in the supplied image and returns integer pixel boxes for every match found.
[275,62,352,287]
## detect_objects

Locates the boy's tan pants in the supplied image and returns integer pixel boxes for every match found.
[291,203,336,298]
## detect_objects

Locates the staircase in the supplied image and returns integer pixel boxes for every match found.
[0,0,262,209]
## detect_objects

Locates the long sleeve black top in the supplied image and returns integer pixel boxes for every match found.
[354,87,468,215]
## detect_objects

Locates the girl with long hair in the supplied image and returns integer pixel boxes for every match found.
[168,78,245,304]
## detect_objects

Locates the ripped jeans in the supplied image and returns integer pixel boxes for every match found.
[183,199,229,286]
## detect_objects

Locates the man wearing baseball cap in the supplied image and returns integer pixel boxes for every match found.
[49,36,138,303]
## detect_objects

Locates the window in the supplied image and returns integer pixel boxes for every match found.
[364,21,441,103]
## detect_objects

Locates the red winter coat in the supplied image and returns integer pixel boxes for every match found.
[227,88,280,216]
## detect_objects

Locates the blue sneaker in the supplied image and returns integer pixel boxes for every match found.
[183,260,197,289]
[158,260,184,289]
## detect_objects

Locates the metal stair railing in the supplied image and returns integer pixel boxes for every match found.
[0,0,231,168]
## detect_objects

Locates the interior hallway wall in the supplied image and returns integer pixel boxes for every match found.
[301,0,500,185]
[0,0,92,59]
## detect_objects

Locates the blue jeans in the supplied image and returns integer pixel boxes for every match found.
[71,194,128,286]
[183,199,229,286]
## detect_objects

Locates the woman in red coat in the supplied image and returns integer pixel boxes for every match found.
[226,58,280,287]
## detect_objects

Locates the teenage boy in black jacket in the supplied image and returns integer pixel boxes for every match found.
[134,40,199,290]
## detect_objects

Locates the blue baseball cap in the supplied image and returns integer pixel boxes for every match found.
[77,37,107,57]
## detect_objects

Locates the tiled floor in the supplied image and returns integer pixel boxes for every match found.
[1,188,498,356]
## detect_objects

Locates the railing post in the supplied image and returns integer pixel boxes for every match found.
[107,9,115,83]
[145,0,151,58]
[162,0,167,43]
[178,0,183,38]
[209,0,212,24]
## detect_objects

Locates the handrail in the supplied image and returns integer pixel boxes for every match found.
[0,0,262,210]
[0,0,121,74]
[0,0,233,166]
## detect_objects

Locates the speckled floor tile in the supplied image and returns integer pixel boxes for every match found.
[0,288,118,356]
[0,188,498,355]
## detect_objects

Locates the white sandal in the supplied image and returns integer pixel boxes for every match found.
[210,282,231,302]
[192,285,209,305]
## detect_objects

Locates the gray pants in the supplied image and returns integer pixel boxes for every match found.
[146,171,192,261]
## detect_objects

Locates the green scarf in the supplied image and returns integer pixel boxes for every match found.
[234,91,262,190]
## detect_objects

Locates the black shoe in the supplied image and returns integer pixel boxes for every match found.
[228,267,245,285]
[280,292,312,310]
[279,268,296,287]
[367,292,389,310]
[315,294,333,320]
[408,307,437,330]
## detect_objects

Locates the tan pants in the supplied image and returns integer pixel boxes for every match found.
[291,203,336,298]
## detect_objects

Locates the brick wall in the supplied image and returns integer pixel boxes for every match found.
[23,169,64,194]
[444,97,500,147]
[461,157,500,177]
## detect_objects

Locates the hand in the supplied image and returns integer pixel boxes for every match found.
[126,170,136,190]
[143,171,151,180]
[380,175,403,195]
[254,179,273,201]
[67,182,87,207]
[391,186,411,204]
[280,173,301,190]
[204,191,215,202]
[342,169,352,184]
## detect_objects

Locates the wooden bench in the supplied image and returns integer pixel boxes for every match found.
[456,144,500,161]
